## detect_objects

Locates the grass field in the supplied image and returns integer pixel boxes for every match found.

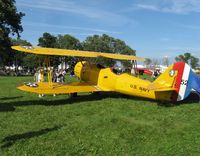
[0,76,200,155]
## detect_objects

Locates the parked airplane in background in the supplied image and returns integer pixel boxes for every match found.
[12,46,200,102]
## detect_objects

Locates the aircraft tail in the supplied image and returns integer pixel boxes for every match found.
[149,62,200,101]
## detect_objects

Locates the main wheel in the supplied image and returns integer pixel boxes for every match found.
[69,92,77,98]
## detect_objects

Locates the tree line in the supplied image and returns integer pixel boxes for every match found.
[5,33,136,70]
[144,53,199,69]
[0,1,135,70]
[0,0,199,72]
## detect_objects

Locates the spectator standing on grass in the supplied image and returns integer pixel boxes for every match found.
[56,69,61,83]
[52,69,57,83]
[60,69,66,83]
[38,69,44,82]
[35,68,44,97]
[34,70,39,82]
[152,69,159,80]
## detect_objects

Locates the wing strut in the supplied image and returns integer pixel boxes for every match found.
[44,56,53,88]
[132,60,138,76]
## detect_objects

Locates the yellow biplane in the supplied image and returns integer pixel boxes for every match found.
[12,46,200,102]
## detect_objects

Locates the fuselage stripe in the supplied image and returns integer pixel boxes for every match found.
[177,64,190,101]
[172,62,185,101]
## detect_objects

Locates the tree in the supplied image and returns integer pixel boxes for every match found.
[38,33,82,67]
[11,38,32,71]
[56,34,82,50]
[38,32,57,48]
[175,52,199,69]
[175,53,191,64]
[37,32,58,67]
[82,34,135,66]
[22,54,42,71]
[162,56,170,67]
[144,58,152,67]
[152,59,159,69]
[12,38,32,46]
[0,0,24,66]
[190,56,199,69]
[56,34,82,70]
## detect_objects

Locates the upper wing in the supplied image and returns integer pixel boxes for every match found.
[18,82,102,94]
[11,46,144,61]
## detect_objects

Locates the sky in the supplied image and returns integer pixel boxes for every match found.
[15,0,200,60]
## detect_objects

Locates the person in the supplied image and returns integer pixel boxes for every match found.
[51,69,57,97]
[112,66,123,75]
[35,68,44,98]
[152,69,159,80]
[38,68,44,82]
[52,69,57,83]
[34,70,39,82]
[56,69,61,83]
[60,69,66,83]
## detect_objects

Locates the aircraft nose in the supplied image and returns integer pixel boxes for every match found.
[74,61,83,79]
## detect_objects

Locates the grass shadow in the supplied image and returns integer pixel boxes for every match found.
[0,96,23,101]
[0,92,134,110]
[1,125,62,148]
[157,91,200,107]
[0,92,199,112]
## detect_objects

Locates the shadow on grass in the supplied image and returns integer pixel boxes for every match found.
[1,125,62,148]
[0,96,23,112]
[0,92,199,112]
[0,92,131,111]
[0,96,23,101]
[157,91,200,107]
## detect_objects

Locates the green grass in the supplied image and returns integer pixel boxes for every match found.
[0,76,200,155]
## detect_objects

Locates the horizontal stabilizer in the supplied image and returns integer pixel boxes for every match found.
[147,84,176,92]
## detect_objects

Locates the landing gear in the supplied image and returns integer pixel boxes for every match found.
[69,92,77,98]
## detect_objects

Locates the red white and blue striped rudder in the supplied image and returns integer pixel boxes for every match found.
[172,62,200,101]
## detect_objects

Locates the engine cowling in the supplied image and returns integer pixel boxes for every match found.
[74,61,101,84]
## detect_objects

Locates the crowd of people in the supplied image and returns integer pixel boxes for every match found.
[34,68,67,84]
[52,69,67,83]
[34,68,67,97]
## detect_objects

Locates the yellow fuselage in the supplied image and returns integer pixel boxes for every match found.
[74,62,172,101]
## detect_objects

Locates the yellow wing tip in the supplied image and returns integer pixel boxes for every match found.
[12,45,34,50]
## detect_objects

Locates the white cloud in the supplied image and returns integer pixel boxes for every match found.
[24,22,123,35]
[136,4,161,12]
[135,0,200,14]
[160,37,170,41]
[16,0,132,25]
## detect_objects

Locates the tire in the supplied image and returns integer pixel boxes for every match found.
[69,92,77,98]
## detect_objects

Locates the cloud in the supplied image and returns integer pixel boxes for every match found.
[22,29,102,37]
[16,0,132,25]
[17,0,100,18]
[136,4,161,12]
[24,22,123,35]
[160,37,170,41]
[135,0,200,14]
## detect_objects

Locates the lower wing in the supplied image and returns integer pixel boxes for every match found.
[17,82,102,94]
